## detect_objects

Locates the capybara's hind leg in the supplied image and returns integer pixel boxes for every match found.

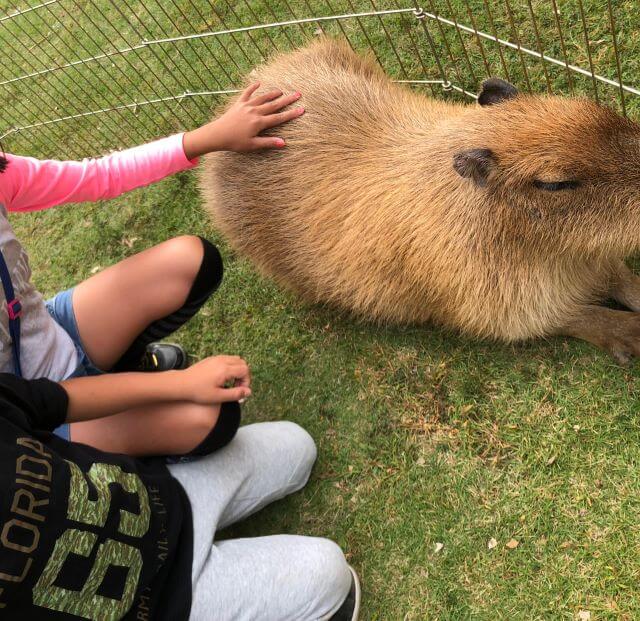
[610,262,640,312]
[558,304,640,365]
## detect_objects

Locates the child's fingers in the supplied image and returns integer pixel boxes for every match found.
[224,362,250,383]
[234,376,251,388]
[240,82,261,101]
[251,136,286,150]
[252,88,284,106]
[233,364,251,387]
[261,107,305,129]
[215,385,252,403]
[256,92,301,114]
[216,354,246,365]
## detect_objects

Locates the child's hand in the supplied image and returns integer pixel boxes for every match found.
[183,83,304,158]
[178,355,252,404]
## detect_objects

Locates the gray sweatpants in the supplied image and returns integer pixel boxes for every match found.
[168,421,351,621]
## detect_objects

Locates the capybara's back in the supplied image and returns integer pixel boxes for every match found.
[202,39,467,326]
[202,38,640,360]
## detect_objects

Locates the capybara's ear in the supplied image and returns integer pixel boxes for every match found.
[453,148,497,187]
[478,78,519,106]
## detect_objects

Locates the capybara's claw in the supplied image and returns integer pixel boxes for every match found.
[559,305,640,364]
[610,347,633,367]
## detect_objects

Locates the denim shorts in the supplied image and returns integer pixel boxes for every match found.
[45,287,103,441]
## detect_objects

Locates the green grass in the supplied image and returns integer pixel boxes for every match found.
[5,0,640,618]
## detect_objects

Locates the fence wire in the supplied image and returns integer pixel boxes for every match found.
[1,0,638,159]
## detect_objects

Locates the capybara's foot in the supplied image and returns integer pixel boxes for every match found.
[558,304,640,365]
[610,262,640,312]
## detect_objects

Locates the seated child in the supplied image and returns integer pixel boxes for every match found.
[0,83,304,458]
[0,356,360,619]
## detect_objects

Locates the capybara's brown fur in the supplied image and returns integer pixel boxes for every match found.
[201,39,640,363]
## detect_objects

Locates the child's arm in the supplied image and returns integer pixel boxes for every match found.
[1,132,197,213]
[1,83,303,213]
[61,354,251,423]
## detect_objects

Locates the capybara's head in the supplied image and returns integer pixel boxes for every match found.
[453,78,640,254]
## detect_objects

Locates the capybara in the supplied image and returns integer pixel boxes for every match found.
[201,38,640,364]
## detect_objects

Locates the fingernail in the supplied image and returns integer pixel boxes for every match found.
[298,107,305,114]
[295,91,301,98]
[276,138,286,147]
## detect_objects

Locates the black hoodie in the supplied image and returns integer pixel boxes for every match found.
[0,373,193,620]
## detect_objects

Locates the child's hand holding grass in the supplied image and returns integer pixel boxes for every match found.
[183,82,304,157]
[179,355,252,404]
[62,355,252,422]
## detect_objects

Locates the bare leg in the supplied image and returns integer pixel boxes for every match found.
[71,402,221,456]
[558,304,640,365]
[72,235,203,370]
[610,262,640,312]
[68,236,220,455]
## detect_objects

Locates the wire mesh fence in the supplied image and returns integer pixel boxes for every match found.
[1,0,639,160]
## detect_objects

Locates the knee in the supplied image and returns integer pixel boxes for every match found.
[184,402,241,458]
[278,422,317,490]
[166,235,223,294]
[165,234,205,260]
[304,539,352,617]
[165,235,203,264]
[163,234,206,280]
[171,403,222,456]
[188,402,221,433]
[159,235,223,304]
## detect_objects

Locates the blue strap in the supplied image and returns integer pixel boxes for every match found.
[0,249,22,377]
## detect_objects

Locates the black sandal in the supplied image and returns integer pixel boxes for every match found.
[137,343,190,372]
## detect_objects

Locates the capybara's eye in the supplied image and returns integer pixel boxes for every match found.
[533,180,581,191]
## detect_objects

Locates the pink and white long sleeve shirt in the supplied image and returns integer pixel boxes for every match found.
[0,133,198,380]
